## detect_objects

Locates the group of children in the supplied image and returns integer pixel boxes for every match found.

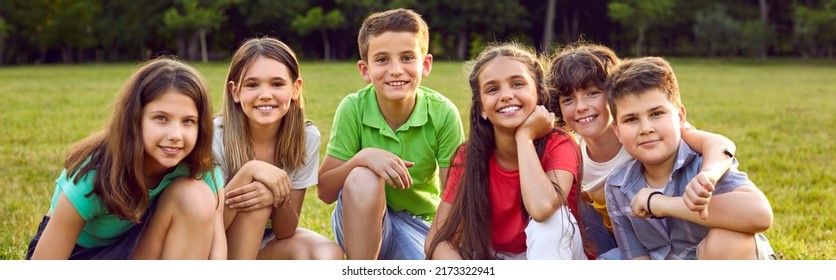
[26,8,775,260]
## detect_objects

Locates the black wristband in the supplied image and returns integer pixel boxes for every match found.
[647,191,664,219]
[723,148,734,159]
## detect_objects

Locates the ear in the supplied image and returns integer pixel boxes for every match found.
[357,60,371,83]
[612,121,622,142]
[228,81,240,103]
[678,105,687,125]
[292,78,303,100]
[421,53,433,78]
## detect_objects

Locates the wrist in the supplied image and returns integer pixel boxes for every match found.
[647,191,665,219]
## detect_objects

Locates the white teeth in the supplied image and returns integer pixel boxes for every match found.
[498,106,521,113]
[577,115,596,124]
[256,106,274,112]
[387,81,406,86]
[161,147,180,153]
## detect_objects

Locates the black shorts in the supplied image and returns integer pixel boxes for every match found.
[26,199,158,260]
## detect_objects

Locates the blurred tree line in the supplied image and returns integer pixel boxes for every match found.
[0,0,833,65]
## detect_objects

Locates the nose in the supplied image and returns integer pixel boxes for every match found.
[639,118,654,136]
[389,61,403,76]
[575,96,589,113]
[167,124,182,142]
[499,86,514,102]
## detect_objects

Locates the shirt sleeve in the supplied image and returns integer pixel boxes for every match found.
[441,147,466,203]
[201,165,224,194]
[542,132,580,180]
[291,125,321,189]
[325,96,361,161]
[712,158,755,195]
[606,184,649,259]
[435,102,465,168]
[57,169,102,221]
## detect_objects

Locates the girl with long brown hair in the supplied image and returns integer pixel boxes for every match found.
[27,57,223,259]
[425,43,587,260]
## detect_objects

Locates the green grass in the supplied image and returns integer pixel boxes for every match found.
[1,59,833,260]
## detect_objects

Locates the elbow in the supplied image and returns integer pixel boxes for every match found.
[528,204,557,223]
[316,185,337,205]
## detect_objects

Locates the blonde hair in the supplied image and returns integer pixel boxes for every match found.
[220,37,308,181]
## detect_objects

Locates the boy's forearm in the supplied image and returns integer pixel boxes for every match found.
[653,187,773,233]
[686,130,737,183]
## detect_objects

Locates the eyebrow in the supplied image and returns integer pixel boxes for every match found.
[148,110,198,119]
[242,76,287,82]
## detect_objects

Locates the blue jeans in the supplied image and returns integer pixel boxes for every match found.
[331,192,430,260]
[580,200,621,260]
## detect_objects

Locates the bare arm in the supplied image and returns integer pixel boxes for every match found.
[318,149,414,204]
[31,193,84,260]
[648,186,773,233]
[681,127,737,183]
[516,105,564,221]
[208,190,227,260]
[269,189,306,240]
[425,201,462,259]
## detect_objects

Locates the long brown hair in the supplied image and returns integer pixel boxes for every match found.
[219,37,308,181]
[427,43,583,259]
[64,57,215,223]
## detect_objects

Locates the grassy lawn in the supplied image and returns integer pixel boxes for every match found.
[0,58,833,260]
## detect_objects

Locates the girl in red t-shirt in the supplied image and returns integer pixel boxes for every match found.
[425,43,588,260]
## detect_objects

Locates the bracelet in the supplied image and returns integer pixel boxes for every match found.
[723,148,734,159]
[647,191,664,219]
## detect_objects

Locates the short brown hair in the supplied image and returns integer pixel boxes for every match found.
[547,43,620,129]
[606,57,682,120]
[357,8,429,61]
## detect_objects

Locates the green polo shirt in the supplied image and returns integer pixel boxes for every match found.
[326,84,464,221]
[48,163,223,248]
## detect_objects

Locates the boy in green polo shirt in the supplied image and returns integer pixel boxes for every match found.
[317,8,465,260]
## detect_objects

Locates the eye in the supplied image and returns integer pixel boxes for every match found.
[511,81,524,88]
[484,86,498,95]
[244,82,258,88]
[183,118,197,126]
[154,115,167,122]
[622,116,637,123]
[588,91,601,97]
[560,96,574,105]
[402,55,414,62]
[271,82,284,87]
[651,111,665,117]
[375,57,388,63]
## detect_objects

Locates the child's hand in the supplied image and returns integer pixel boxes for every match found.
[246,161,293,208]
[630,188,662,219]
[516,105,555,141]
[225,181,274,211]
[359,148,414,189]
[683,171,714,219]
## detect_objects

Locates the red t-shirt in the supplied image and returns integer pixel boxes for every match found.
[442,132,580,254]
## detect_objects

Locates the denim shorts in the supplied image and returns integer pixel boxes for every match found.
[330,191,430,260]
[25,199,158,260]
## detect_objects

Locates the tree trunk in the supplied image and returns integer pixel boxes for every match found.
[0,36,4,65]
[199,29,208,63]
[320,29,330,61]
[541,0,557,53]
[188,32,200,61]
[176,33,187,60]
[635,23,646,57]
[758,0,769,59]
[456,28,468,60]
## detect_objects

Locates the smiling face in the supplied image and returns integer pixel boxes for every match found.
[558,85,612,139]
[231,56,301,130]
[478,56,539,133]
[358,31,432,103]
[612,89,686,168]
[142,91,198,177]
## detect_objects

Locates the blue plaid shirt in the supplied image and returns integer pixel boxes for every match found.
[605,140,754,260]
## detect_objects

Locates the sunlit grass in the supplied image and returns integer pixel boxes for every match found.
[1,58,833,259]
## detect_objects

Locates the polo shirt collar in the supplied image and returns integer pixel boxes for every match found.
[609,140,698,195]
[361,85,429,132]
